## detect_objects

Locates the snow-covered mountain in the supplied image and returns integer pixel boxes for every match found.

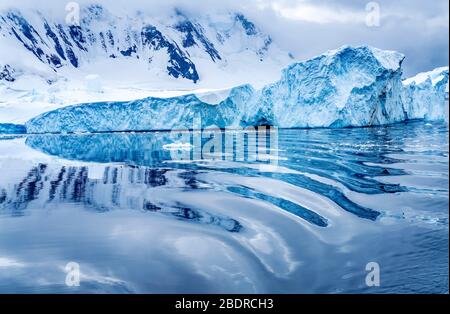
[0,4,289,84]
[0,3,292,124]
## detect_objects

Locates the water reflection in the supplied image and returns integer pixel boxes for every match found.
[0,121,448,293]
[4,122,448,226]
[0,162,242,232]
[21,125,417,222]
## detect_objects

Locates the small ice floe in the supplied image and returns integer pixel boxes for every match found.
[163,142,194,151]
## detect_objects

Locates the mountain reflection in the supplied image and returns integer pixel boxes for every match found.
[0,162,242,233]
[26,133,174,167]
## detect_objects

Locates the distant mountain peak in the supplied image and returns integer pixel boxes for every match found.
[235,13,258,36]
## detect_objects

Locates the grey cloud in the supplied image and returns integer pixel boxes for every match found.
[243,0,449,77]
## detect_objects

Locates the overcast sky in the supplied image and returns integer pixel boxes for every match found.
[1,0,448,76]
[240,0,449,77]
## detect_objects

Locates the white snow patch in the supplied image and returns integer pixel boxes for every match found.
[403,66,449,86]
[194,88,232,105]
[85,74,104,94]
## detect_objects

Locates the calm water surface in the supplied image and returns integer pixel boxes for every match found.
[0,121,448,293]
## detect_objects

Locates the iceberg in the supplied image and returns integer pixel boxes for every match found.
[26,46,449,133]
[247,46,407,128]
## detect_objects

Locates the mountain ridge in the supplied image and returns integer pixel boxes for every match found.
[0,4,289,84]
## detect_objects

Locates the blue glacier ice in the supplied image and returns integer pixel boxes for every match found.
[26,46,449,133]
[26,85,256,133]
[0,123,26,134]
[402,66,449,121]
[247,46,408,128]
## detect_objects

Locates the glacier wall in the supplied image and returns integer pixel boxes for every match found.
[401,67,449,121]
[246,46,408,128]
[26,85,255,133]
[25,46,449,133]
[0,123,26,134]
